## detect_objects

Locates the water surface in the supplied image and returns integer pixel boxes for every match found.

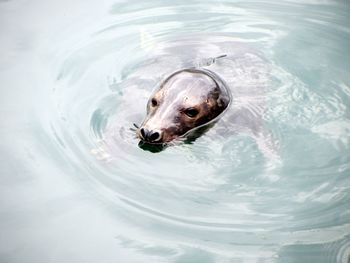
[1,0,350,262]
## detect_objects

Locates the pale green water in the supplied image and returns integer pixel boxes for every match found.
[1,0,350,262]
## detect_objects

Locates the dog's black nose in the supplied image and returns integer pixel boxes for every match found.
[140,128,162,143]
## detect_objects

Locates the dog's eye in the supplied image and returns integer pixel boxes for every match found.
[151,98,158,107]
[184,108,199,118]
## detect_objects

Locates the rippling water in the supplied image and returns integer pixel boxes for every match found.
[1,0,350,262]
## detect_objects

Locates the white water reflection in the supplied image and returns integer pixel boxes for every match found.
[1,0,350,262]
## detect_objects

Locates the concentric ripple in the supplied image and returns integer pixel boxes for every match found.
[1,0,350,262]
